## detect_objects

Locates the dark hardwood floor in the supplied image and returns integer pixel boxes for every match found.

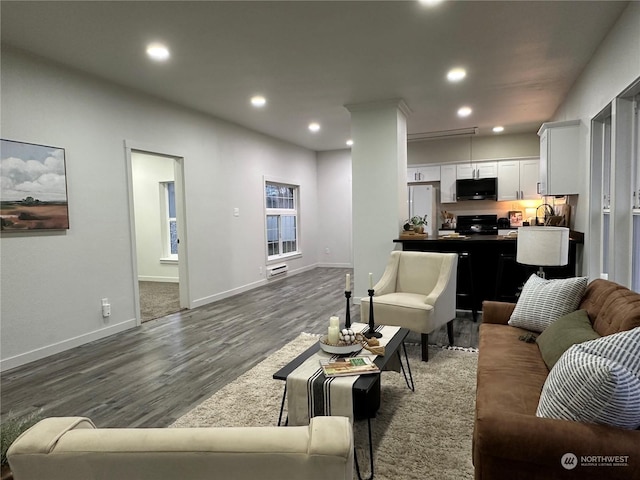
[1,267,479,428]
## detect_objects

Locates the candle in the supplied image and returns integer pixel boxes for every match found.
[369,272,373,289]
[328,325,339,344]
[345,273,350,292]
[329,316,339,328]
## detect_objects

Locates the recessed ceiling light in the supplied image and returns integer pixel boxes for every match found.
[457,106,472,117]
[250,95,266,107]
[146,42,170,62]
[447,68,466,82]
[346,139,353,146]
[418,0,444,6]
[493,126,505,133]
[308,122,321,133]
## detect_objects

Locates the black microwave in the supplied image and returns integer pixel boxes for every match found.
[456,177,497,201]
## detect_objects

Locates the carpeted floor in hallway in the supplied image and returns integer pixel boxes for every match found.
[138,281,182,322]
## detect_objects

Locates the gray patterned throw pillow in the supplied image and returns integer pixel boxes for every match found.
[508,274,588,333]
[536,327,640,429]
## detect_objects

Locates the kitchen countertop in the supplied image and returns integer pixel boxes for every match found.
[395,231,584,243]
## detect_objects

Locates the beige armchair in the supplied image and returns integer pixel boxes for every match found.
[360,251,458,361]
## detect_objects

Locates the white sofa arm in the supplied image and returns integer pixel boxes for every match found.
[7,417,95,456]
[8,416,354,480]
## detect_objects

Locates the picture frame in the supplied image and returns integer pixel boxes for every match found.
[1,139,70,231]
[508,210,523,228]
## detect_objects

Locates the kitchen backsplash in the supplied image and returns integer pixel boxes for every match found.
[434,189,577,229]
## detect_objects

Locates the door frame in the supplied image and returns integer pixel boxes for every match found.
[124,140,190,324]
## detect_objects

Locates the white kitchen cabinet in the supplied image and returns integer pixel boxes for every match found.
[538,120,580,195]
[440,164,457,203]
[497,159,540,201]
[456,161,497,179]
[407,165,440,183]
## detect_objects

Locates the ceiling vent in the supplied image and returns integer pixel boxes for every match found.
[407,127,478,142]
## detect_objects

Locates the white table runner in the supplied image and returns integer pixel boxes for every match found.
[286,323,400,426]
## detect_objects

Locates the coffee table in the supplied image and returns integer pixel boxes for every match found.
[273,326,414,480]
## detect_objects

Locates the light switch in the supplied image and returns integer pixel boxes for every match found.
[233,208,240,217]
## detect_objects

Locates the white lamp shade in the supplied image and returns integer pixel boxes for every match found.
[516,226,569,266]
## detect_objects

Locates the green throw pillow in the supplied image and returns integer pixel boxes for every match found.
[536,309,600,370]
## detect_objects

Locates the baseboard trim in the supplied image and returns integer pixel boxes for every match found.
[190,263,319,308]
[316,262,353,268]
[0,318,137,372]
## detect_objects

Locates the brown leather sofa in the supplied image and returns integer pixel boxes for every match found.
[473,279,640,480]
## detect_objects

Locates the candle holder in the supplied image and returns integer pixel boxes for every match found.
[344,291,352,328]
[365,289,382,339]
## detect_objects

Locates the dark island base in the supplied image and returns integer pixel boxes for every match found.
[395,234,580,313]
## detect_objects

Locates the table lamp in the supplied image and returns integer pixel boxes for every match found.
[516,226,569,278]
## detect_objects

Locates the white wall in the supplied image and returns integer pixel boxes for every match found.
[131,152,178,282]
[316,150,352,267]
[551,2,640,278]
[408,132,539,165]
[0,47,319,370]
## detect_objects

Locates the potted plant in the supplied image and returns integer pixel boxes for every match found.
[1,410,43,480]
[409,215,428,234]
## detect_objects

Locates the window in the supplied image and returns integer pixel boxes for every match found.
[602,115,612,276]
[161,181,178,261]
[632,94,640,292]
[265,181,299,260]
[591,80,639,290]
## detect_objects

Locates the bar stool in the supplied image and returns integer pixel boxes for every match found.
[495,253,519,302]
[456,252,478,322]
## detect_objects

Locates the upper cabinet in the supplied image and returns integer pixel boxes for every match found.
[497,159,540,201]
[538,120,580,195]
[456,161,497,180]
[440,165,457,203]
[407,165,440,183]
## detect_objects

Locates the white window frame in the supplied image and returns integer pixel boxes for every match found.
[264,179,301,263]
[590,79,640,290]
[160,181,178,264]
[632,93,639,292]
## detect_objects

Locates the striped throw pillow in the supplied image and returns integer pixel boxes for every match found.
[508,275,587,333]
[536,328,640,429]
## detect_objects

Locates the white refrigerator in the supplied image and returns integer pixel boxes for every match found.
[408,185,437,237]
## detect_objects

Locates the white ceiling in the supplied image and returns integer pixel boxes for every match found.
[0,1,629,151]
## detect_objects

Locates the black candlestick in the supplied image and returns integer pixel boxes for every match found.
[365,289,382,338]
[344,291,352,328]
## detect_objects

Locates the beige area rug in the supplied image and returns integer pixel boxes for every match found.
[171,334,478,480]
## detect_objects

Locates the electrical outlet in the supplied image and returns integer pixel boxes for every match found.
[101,298,111,318]
[325,247,330,254]
[259,266,263,275]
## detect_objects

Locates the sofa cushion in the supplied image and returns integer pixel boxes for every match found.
[477,323,550,417]
[536,309,601,370]
[508,275,587,333]
[536,327,640,429]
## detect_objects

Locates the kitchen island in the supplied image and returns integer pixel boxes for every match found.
[394,232,583,314]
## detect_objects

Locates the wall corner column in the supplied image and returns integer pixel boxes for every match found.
[345,99,410,300]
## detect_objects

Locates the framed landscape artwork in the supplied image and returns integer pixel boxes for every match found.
[1,139,70,231]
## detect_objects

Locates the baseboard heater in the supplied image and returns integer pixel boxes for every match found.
[267,263,288,279]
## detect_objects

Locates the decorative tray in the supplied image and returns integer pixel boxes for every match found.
[319,335,363,355]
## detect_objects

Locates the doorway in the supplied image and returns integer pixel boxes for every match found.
[128,148,189,322]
